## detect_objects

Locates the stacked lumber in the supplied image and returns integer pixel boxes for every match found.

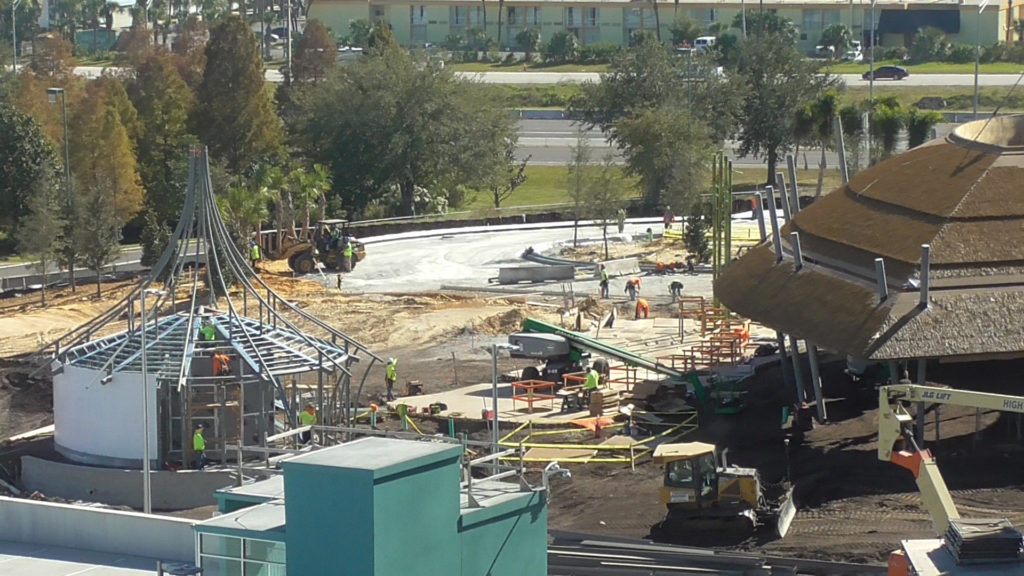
[945,518,1022,564]
[589,388,621,417]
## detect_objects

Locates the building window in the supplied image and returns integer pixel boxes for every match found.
[584,7,598,27]
[704,8,717,26]
[411,5,427,25]
[525,6,541,26]
[452,6,467,26]
[566,7,582,27]
[507,6,520,26]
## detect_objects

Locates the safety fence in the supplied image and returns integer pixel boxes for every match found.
[498,411,699,471]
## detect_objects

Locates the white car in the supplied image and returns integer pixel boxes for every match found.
[843,50,863,63]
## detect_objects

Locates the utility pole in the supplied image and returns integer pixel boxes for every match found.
[867,0,876,165]
[975,0,988,118]
[12,0,21,70]
[286,0,292,84]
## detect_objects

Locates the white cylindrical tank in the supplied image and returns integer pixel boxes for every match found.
[53,364,158,468]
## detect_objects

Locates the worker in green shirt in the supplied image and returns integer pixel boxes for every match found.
[193,424,206,470]
[199,319,216,342]
[299,404,317,445]
[343,240,354,272]
[385,358,397,401]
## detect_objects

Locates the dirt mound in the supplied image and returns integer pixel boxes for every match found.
[576,296,609,319]
[471,308,530,335]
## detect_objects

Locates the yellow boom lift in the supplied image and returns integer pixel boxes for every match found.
[879,384,1024,576]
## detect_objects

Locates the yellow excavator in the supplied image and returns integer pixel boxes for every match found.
[649,441,796,543]
[278,219,366,275]
[878,384,1024,576]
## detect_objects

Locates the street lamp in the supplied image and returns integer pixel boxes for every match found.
[12,0,22,70]
[489,343,521,471]
[47,87,74,289]
[140,288,167,514]
[867,0,876,165]
[975,1,988,118]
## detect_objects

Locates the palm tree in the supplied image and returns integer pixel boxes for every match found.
[812,91,840,198]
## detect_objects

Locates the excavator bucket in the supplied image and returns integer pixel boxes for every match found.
[775,485,797,538]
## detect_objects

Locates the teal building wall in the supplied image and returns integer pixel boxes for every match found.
[459,490,548,576]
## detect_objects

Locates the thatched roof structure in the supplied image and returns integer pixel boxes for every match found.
[715,116,1024,362]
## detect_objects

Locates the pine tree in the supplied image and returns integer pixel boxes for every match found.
[17,182,66,305]
[194,15,283,172]
[684,202,711,264]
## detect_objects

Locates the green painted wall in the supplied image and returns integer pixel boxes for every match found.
[459,491,548,576]
[284,466,375,575]
[372,461,462,575]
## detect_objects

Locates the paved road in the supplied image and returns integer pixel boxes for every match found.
[518,118,843,170]
[326,220,717,301]
[0,248,143,284]
[71,66,1024,87]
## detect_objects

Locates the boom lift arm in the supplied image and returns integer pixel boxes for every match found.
[878,384,1024,536]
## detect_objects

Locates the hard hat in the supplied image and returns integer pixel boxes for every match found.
[196,423,204,429]
[388,357,396,364]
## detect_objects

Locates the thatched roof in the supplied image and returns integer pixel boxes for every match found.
[715,116,1024,361]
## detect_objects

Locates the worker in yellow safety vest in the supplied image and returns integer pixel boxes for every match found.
[193,424,206,470]
[299,404,317,445]
[250,240,261,270]
[385,358,397,401]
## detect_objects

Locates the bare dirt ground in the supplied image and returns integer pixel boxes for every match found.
[4,263,1024,565]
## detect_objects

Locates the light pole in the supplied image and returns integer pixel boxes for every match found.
[140,288,166,514]
[867,0,876,165]
[975,1,988,118]
[489,343,520,472]
[12,0,22,70]
[47,87,74,290]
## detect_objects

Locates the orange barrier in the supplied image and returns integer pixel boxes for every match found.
[607,365,638,391]
[511,379,557,414]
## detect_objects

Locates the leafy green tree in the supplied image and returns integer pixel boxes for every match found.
[582,154,630,260]
[906,108,944,149]
[291,47,515,216]
[29,33,76,80]
[465,27,493,52]
[732,11,795,40]
[683,201,711,263]
[193,15,283,172]
[366,24,400,56]
[566,126,592,247]
[0,103,62,233]
[488,145,529,209]
[219,175,271,240]
[292,19,336,83]
[543,30,580,64]
[17,182,65,304]
[629,29,658,48]
[615,106,712,210]
[910,27,949,63]
[75,176,123,297]
[870,99,905,160]
[670,16,701,46]
[346,19,373,47]
[733,28,825,183]
[516,28,540,61]
[818,24,852,57]
[125,50,196,226]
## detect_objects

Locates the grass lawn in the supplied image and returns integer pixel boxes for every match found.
[839,84,1024,111]
[459,165,844,213]
[451,62,610,73]
[76,55,115,67]
[825,60,1024,75]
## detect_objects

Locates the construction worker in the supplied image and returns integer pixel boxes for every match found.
[635,298,650,320]
[199,319,216,342]
[343,240,354,272]
[663,206,675,230]
[193,424,206,470]
[385,358,397,401]
[336,273,343,291]
[249,239,261,270]
[599,264,609,299]
[616,209,626,234]
[299,404,317,445]
[646,228,654,242]
[583,365,600,404]
[212,351,231,376]
[669,281,684,302]
[624,278,641,301]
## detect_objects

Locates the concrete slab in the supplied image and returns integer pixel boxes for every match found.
[0,540,159,575]
[498,265,575,284]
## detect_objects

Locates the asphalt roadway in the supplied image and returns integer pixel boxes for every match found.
[69,65,1024,87]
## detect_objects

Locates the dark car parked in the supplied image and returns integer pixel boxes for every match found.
[862,66,909,81]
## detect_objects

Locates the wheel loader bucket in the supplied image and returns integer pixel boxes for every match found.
[775,485,797,538]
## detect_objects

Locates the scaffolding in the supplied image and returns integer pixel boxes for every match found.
[40,149,382,468]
